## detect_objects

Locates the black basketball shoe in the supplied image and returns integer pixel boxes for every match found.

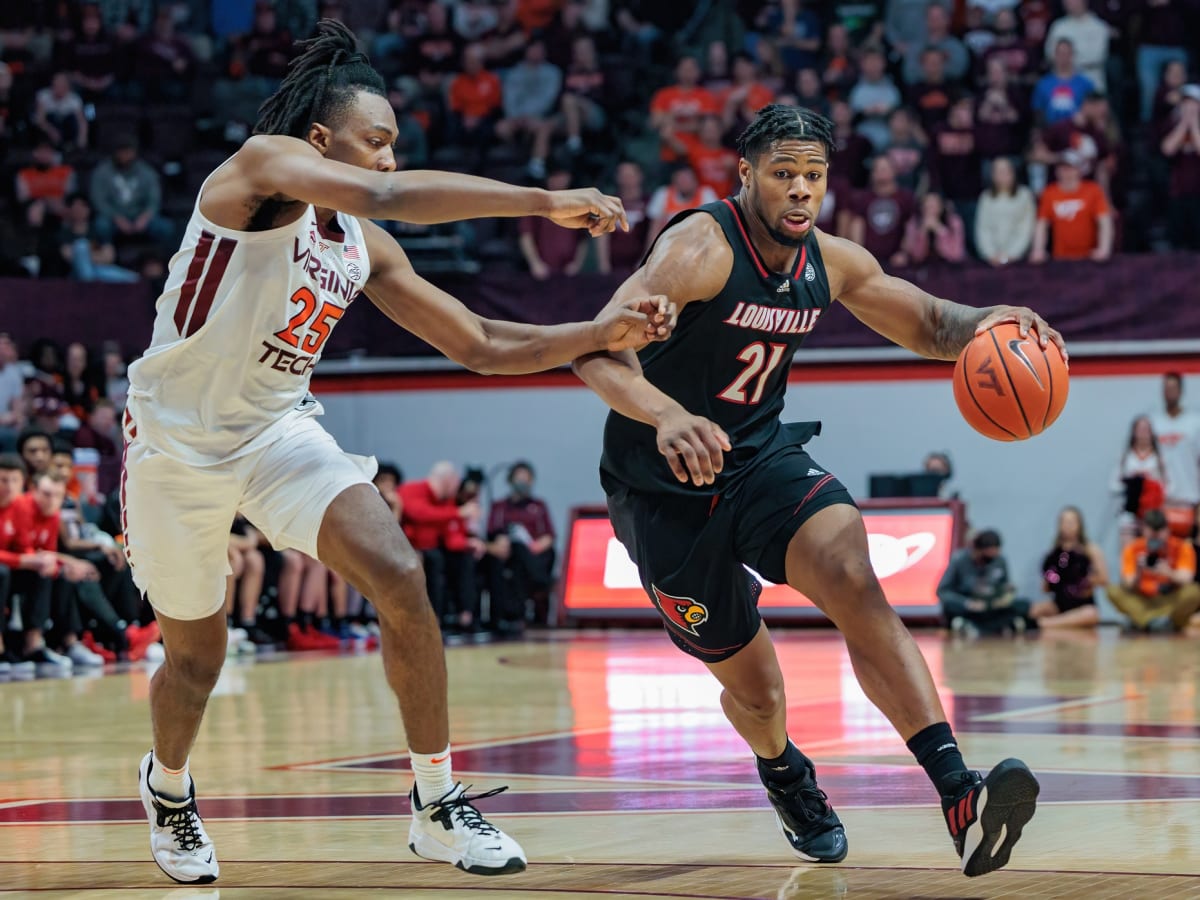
[943,758,1039,877]
[759,756,848,863]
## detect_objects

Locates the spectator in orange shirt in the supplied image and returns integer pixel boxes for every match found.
[16,139,76,231]
[1108,508,1200,630]
[721,52,776,136]
[661,115,738,198]
[1031,150,1113,262]
[645,163,719,249]
[448,43,502,164]
[650,57,720,161]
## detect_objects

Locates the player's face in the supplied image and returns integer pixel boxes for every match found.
[320,91,399,173]
[741,139,828,248]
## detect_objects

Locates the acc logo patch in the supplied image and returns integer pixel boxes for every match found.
[651,585,709,636]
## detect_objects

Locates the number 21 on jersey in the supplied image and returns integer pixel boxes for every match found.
[718,342,788,405]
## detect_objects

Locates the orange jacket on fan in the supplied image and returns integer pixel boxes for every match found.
[1037,179,1109,259]
[678,134,739,196]
[449,70,503,120]
[1121,535,1196,597]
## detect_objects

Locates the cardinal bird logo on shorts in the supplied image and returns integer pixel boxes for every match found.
[651,585,709,636]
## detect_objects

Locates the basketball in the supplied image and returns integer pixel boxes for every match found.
[953,322,1069,441]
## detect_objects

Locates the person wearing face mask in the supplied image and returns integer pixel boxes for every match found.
[485,461,556,626]
[1108,508,1200,631]
[937,529,1029,636]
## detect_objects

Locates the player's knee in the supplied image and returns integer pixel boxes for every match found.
[170,650,224,695]
[371,556,428,616]
[724,679,785,721]
[812,555,889,616]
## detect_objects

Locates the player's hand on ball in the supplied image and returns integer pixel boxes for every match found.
[975,306,1068,364]
[595,295,676,351]
[546,188,629,236]
[655,409,732,487]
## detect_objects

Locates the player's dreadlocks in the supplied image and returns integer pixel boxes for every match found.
[736,104,836,163]
[254,19,386,138]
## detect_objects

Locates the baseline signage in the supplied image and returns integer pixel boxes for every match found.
[561,501,963,621]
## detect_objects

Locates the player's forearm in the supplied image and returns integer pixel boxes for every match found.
[470,319,605,375]
[377,171,551,224]
[928,298,1002,360]
[572,350,684,428]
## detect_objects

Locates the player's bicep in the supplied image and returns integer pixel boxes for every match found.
[236,136,389,218]
[362,226,490,369]
[826,235,938,357]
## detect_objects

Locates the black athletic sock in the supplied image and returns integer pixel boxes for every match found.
[907,722,970,796]
[756,739,808,785]
[238,618,256,632]
[332,615,346,632]
[298,611,314,630]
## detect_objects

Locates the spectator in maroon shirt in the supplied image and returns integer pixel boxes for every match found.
[519,168,589,279]
[975,57,1028,163]
[908,47,956,135]
[929,96,983,221]
[884,106,928,193]
[980,8,1038,88]
[597,161,649,275]
[231,2,295,81]
[135,7,195,101]
[60,4,119,101]
[1034,91,1120,199]
[903,191,966,265]
[848,155,916,267]
[1136,0,1191,122]
[821,22,857,101]
[486,461,556,626]
[1159,85,1200,250]
[830,99,872,190]
[1152,59,1188,132]
[73,400,120,496]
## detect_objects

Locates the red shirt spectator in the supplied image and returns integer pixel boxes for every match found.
[1033,154,1112,261]
[651,57,720,161]
[12,491,59,552]
[399,475,465,552]
[674,116,738,197]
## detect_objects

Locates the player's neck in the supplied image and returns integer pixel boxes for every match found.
[734,195,801,274]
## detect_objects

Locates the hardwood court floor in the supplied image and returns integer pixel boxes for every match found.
[2,628,1199,899]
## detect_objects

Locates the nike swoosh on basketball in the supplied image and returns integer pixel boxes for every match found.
[430,755,450,765]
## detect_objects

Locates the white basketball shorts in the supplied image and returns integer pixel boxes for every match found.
[121,410,376,621]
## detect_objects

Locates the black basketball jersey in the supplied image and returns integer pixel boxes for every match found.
[601,197,833,496]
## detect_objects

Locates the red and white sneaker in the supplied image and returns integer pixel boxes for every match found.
[942,758,1039,877]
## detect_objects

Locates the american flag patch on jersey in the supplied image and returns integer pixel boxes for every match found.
[344,245,360,259]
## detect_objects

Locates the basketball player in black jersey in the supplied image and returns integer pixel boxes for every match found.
[574,106,1067,877]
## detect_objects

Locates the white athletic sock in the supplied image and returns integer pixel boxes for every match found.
[149,753,191,802]
[411,745,454,804]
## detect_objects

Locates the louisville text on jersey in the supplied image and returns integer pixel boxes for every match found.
[722,302,823,335]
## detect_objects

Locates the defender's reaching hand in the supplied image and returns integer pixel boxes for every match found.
[547,188,629,236]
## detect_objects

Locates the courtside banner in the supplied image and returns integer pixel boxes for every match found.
[562,504,961,619]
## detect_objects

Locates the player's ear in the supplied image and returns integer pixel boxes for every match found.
[307,122,333,156]
[738,157,752,189]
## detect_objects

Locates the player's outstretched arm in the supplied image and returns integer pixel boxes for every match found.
[234,136,627,235]
[360,221,671,376]
[818,231,1068,362]
[572,215,733,487]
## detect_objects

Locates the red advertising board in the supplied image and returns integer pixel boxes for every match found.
[561,501,964,621]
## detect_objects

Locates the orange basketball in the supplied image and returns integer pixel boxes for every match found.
[952,322,1069,441]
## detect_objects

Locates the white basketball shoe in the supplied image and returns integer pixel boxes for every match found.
[408,782,527,875]
[137,751,220,884]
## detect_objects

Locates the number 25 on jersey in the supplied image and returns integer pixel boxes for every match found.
[274,287,344,355]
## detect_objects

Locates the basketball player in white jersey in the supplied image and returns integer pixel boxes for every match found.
[124,21,674,884]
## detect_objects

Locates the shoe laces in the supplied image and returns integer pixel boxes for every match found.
[430,785,508,837]
[156,800,205,852]
[772,771,832,822]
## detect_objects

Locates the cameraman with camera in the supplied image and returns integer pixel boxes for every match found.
[1108,508,1200,631]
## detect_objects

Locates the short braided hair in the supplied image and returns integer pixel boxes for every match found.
[736,104,836,163]
[254,19,386,138]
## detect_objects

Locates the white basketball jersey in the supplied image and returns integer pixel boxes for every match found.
[128,162,371,466]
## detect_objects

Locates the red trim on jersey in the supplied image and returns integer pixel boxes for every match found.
[186,237,237,337]
[174,230,215,335]
[792,244,808,280]
[720,198,769,279]
[316,213,345,243]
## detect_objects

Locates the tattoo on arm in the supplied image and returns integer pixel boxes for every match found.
[930,299,998,360]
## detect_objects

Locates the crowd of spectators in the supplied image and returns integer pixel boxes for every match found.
[2,0,1199,284]
[0,329,558,678]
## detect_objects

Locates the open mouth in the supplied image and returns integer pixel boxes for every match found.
[781,212,811,234]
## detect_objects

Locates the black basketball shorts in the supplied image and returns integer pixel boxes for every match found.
[605,425,856,662]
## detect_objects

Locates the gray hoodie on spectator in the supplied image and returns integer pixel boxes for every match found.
[937,548,1013,610]
[503,61,563,120]
[90,158,161,221]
